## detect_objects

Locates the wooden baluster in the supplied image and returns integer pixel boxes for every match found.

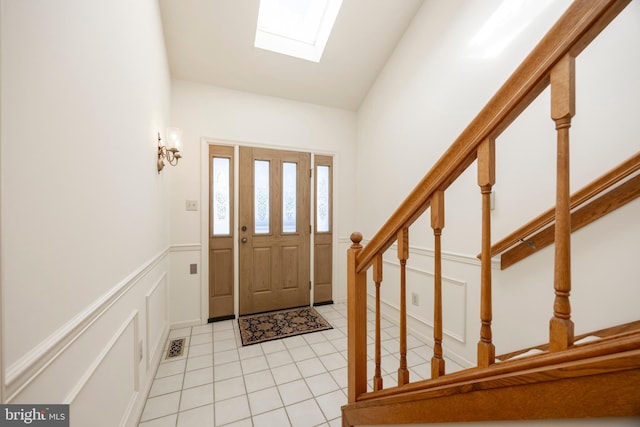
[347,232,367,403]
[550,55,575,352]
[477,137,496,367]
[430,191,445,378]
[373,253,383,391]
[397,227,410,386]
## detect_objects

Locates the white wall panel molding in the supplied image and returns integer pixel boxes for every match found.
[64,311,138,404]
[169,243,201,252]
[366,293,474,369]
[361,239,499,269]
[145,273,169,369]
[376,259,467,344]
[4,247,170,401]
[66,312,140,427]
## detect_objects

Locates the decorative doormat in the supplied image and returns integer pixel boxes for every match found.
[238,306,333,346]
[166,338,186,359]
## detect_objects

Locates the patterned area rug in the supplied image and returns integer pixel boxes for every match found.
[238,306,333,346]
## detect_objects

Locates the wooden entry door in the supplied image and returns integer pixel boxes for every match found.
[239,147,311,315]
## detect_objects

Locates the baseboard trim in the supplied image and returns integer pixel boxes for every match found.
[5,247,170,401]
[170,319,202,329]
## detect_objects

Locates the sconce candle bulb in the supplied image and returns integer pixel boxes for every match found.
[157,128,182,173]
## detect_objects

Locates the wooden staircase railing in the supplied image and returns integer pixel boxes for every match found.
[487,151,640,269]
[344,0,637,424]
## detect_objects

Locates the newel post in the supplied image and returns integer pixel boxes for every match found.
[347,232,367,403]
[477,137,496,367]
[550,54,575,351]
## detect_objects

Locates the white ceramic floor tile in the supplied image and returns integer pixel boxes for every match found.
[213,320,233,331]
[191,323,213,336]
[139,304,433,427]
[241,355,269,374]
[265,349,293,368]
[247,386,283,415]
[303,332,327,344]
[238,343,264,359]
[244,369,276,393]
[186,354,214,371]
[271,364,302,385]
[311,341,337,356]
[252,407,292,427]
[223,418,253,427]
[214,395,251,426]
[260,339,286,354]
[282,335,307,349]
[214,376,246,401]
[176,404,214,427]
[329,367,347,389]
[289,345,315,362]
[191,333,213,346]
[214,338,238,353]
[316,389,346,421]
[285,398,326,427]
[183,366,213,389]
[319,353,346,371]
[296,357,327,377]
[138,414,177,427]
[188,342,213,358]
[277,379,313,405]
[329,338,347,352]
[140,391,180,422]
[179,382,214,412]
[149,373,183,398]
[214,360,242,380]
[306,372,339,397]
[213,348,239,366]
[213,329,235,342]
[155,359,186,379]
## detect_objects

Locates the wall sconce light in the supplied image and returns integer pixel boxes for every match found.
[157,127,182,173]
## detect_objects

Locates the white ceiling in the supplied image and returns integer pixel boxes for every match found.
[158,0,424,111]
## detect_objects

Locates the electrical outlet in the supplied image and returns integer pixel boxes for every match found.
[411,292,419,306]
[190,263,198,274]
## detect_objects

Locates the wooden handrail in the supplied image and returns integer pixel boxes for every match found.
[488,151,640,259]
[346,0,635,419]
[354,0,630,274]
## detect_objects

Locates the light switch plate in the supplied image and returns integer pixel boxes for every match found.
[186,200,198,211]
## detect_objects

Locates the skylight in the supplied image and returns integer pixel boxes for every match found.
[255,0,343,63]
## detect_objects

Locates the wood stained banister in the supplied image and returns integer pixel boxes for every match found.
[486,151,640,262]
[354,0,630,275]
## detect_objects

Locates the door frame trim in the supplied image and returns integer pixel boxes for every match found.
[199,137,338,324]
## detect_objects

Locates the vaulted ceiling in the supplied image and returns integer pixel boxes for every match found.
[158,0,424,111]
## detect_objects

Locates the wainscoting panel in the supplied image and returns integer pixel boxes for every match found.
[68,312,139,427]
[146,273,168,368]
[3,249,170,427]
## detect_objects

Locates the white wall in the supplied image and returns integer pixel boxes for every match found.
[168,80,357,325]
[356,0,640,373]
[1,0,172,425]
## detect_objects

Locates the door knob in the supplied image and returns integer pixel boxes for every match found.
[241,225,247,232]
[241,237,248,243]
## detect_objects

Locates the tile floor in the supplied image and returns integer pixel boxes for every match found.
[138,303,463,426]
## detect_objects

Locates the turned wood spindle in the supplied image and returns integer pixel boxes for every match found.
[397,227,410,386]
[477,138,496,367]
[430,191,445,378]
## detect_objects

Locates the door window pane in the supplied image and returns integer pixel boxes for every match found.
[254,160,270,234]
[212,157,230,235]
[316,165,330,232]
[282,162,297,233]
